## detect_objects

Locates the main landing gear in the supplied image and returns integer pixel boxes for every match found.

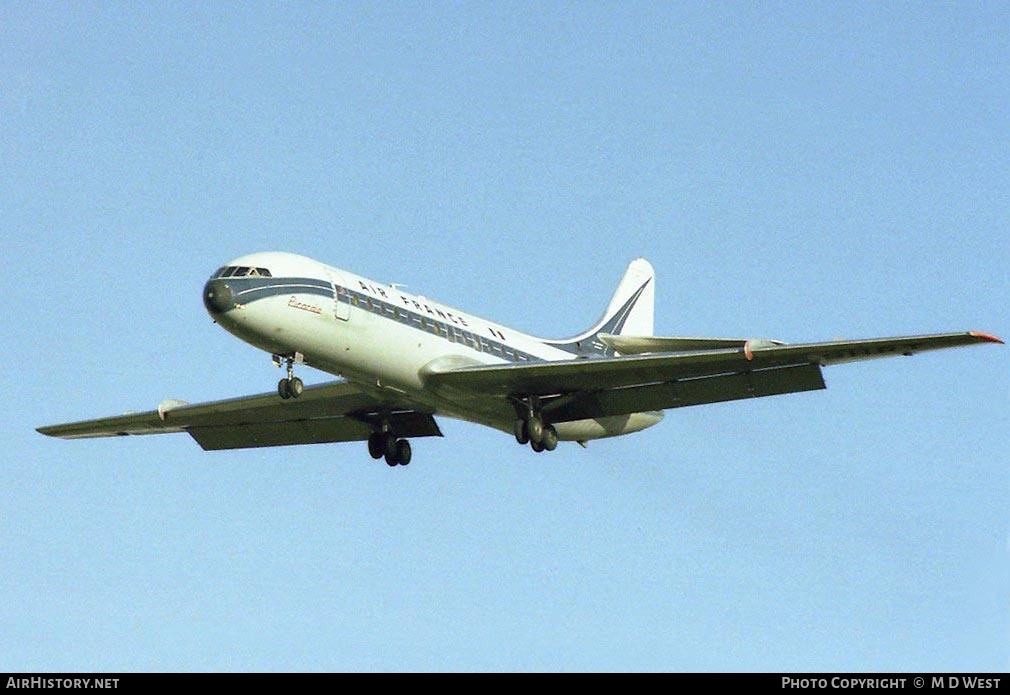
[514,397,558,454]
[368,431,412,467]
[275,354,304,400]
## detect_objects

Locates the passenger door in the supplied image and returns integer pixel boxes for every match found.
[328,271,351,321]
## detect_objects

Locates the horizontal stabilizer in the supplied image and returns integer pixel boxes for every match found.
[598,333,785,355]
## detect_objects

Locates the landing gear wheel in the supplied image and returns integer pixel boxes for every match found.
[383,434,398,466]
[531,440,545,453]
[395,439,411,466]
[383,439,411,466]
[514,419,529,445]
[541,425,558,452]
[368,432,385,459]
[276,354,303,400]
[527,416,544,444]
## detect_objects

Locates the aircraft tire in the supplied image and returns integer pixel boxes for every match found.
[395,439,412,466]
[278,378,290,399]
[531,440,545,453]
[514,419,529,445]
[368,432,385,459]
[384,434,399,466]
[542,425,558,452]
[527,416,544,444]
[288,376,304,398]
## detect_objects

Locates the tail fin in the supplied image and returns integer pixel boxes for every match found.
[600,257,654,337]
[543,258,655,356]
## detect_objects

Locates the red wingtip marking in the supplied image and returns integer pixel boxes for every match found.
[970,331,1005,344]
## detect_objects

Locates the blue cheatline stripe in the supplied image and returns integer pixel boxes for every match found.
[236,284,335,303]
[228,277,543,365]
[226,277,334,304]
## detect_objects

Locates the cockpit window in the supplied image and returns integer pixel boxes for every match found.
[213,265,273,279]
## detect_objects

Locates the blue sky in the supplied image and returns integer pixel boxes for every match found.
[3,2,1008,671]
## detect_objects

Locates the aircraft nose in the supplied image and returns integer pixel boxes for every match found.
[203,279,235,315]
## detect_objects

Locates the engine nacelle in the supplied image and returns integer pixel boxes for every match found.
[553,411,665,441]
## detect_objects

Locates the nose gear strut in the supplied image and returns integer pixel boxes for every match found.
[275,353,304,400]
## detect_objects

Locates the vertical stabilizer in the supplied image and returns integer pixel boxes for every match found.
[542,258,655,356]
[606,257,654,337]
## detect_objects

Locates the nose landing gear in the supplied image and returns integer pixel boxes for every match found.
[275,353,304,400]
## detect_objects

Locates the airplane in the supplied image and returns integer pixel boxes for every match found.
[38,252,1003,466]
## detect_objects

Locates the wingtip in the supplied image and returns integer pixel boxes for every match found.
[970,331,1005,344]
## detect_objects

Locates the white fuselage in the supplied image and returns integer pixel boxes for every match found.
[206,252,662,441]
